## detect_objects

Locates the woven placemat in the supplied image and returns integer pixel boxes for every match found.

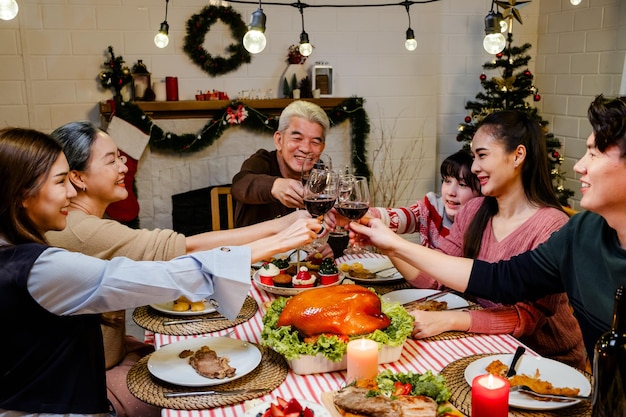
[127,344,287,409]
[132,296,257,336]
[440,354,592,417]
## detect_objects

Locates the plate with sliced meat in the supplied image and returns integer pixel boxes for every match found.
[147,336,261,387]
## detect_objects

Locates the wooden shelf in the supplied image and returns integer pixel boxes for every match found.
[99,98,348,120]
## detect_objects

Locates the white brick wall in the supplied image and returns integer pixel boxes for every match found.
[1,0,623,226]
[536,0,626,210]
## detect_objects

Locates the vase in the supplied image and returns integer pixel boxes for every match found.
[281,64,308,98]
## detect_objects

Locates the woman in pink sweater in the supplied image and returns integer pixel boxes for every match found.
[393,110,586,370]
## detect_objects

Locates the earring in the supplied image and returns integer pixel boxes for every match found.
[82,186,86,192]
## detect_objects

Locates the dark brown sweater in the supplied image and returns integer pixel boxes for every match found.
[231,149,295,227]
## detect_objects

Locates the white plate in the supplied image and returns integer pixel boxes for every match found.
[244,399,331,417]
[150,300,216,316]
[464,354,591,410]
[251,250,308,269]
[252,269,343,296]
[383,289,469,310]
[147,337,261,387]
[335,254,404,283]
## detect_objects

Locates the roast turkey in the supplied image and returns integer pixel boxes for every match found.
[276,284,390,338]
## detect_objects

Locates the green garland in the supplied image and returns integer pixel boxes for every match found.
[183,5,251,77]
[113,97,371,178]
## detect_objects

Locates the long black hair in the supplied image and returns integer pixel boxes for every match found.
[463,110,564,259]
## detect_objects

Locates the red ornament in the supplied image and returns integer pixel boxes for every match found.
[524,70,531,76]
[496,52,503,59]
[464,116,471,123]
[534,94,541,102]
[552,151,560,159]
[480,73,487,81]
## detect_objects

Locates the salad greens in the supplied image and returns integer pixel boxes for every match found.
[371,369,451,404]
[260,291,413,361]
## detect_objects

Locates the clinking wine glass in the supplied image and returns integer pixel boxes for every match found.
[301,153,333,186]
[302,168,339,253]
[336,175,370,255]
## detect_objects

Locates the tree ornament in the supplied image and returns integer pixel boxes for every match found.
[534,94,541,101]
[464,116,472,123]
[524,70,531,76]
[494,0,532,25]
[98,46,132,99]
[480,73,487,81]
[496,52,503,59]
[183,5,251,77]
[552,150,560,159]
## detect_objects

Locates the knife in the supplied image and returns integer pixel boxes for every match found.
[164,388,267,398]
[506,346,526,377]
[402,289,453,306]
[163,315,245,326]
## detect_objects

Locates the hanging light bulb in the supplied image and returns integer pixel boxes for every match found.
[483,9,506,54]
[570,0,582,4]
[0,0,19,21]
[243,5,267,54]
[299,31,313,56]
[403,3,417,52]
[297,1,312,57]
[405,28,417,51]
[154,0,169,48]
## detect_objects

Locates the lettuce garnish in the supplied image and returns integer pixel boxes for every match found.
[260,290,414,361]
[372,369,451,403]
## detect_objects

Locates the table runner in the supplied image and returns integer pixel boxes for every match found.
[153,283,535,417]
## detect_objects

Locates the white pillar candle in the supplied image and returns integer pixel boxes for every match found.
[346,338,379,383]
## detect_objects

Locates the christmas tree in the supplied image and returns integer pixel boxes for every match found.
[456,37,574,206]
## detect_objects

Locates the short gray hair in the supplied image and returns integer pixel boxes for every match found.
[50,121,102,172]
[277,100,330,141]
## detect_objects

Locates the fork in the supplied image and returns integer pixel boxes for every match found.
[510,385,591,401]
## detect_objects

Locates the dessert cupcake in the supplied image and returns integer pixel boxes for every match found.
[292,266,317,288]
[318,258,340,285]
[273,273,293,287]
[259,262,280,286]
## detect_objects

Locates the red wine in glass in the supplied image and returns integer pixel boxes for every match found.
[336,202,369,220]
[304,195,336,216]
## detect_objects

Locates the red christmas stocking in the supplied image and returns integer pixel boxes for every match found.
[105,149,140,223]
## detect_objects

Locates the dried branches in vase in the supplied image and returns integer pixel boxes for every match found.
[369,117,425,208]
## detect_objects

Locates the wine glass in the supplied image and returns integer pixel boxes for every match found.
[301,153,333,186]
[301,168,339,253]
[336,175,370,255]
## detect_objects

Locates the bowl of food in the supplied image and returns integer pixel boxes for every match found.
[261,284,413,374]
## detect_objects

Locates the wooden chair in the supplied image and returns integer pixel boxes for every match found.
[210,186,235,230]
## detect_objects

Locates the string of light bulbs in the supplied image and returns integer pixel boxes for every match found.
[151,0,582,53]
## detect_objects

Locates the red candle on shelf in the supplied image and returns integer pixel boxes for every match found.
[471,374,510,417]
[346,339,379,383]
[165,76,178,101]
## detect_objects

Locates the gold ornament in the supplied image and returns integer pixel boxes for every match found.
[494,0,531,25]
[493,75,516,91]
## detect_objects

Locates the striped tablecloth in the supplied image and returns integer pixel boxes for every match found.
[154,281,533,417]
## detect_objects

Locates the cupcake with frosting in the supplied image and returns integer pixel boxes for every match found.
[318,258,340,285]
[292,266,317,288]
[259,262,280,285]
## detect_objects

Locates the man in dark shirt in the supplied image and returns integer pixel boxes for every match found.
[232,101,330,227]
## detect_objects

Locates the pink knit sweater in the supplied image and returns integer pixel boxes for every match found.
[409,197,587,369]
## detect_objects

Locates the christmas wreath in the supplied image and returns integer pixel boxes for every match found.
[183,5,251,77]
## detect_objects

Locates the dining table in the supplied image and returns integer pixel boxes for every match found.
[133,265,591,417]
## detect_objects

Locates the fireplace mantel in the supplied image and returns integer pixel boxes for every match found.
[99,98,349,120]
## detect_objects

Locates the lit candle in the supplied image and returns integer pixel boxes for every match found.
[471,374,510,417]
[346,339,379,382]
